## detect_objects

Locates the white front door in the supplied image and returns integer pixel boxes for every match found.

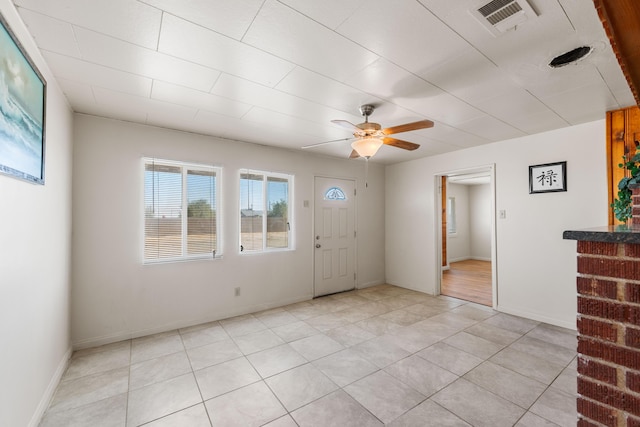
[314,177,356,297]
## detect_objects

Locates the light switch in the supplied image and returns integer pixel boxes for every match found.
[499,210,506,219]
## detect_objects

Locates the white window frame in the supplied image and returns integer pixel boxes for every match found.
[447,196,457,235]
[143,158,222,264]
[239,169,294,253]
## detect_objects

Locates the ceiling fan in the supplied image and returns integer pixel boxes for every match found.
[302,104,434,159]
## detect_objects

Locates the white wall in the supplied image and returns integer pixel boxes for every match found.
[446,183,470,262]
[0,2,74,426]
[72,115,385,347]
[469,184,492,261]
[386,120,607,328]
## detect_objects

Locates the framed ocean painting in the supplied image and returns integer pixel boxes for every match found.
[0,13,46,184]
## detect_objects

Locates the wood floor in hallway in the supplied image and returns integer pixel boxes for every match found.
[442,259,492,306]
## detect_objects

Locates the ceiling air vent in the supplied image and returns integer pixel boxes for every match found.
[471,0,538,36]
[548,46,593,68]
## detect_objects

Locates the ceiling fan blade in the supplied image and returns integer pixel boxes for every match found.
[349,149,360,159]
[383,137,420,151]
[331,119,360,132]
[301,137,351,149]
[382,119,434,135]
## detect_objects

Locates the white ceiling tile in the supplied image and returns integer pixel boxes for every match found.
[242,107,348,141]
[55,77,96,106]
[337,0,471,74]
[588,44,635,107]
[194,109,321,150]
[302,143,354,160]
[14,0,162,49]
[151,81,251,119]
[92,87,198,124]
[72,98,149,124]
[74,27,220,92]
[42,51,153,98]
[277,0,367,29]
[242,0,379,81]
[425,122,490,148]
[343,58,483,126]
[419,49,517,104]
[505,109,568,135]
[472,89,549,124]
[275,67,382,115]
[17,8,81,58]
[541,81,619,125]
[12,0,633,164]
[445,0,575,65]
[158,14,294,87]
[457,116,525,142]
[344,58,441,101]
[211,73,363,126]
[139,0,264,40]
[408,135,459,156]
[399,91,485,126]
[514,60,608,100]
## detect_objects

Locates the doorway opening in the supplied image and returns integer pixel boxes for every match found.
[436,166,497,307]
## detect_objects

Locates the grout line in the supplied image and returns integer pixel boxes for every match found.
[43,285,578,426]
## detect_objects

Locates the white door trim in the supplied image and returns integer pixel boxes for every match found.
[434,164,498,308]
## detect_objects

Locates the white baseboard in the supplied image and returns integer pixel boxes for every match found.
[449,256,492,263]
[29,346,72,427]
[496,304,576,330]
[357,279,386,290]
[72,294,314,350]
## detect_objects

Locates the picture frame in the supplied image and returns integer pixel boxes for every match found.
[529,161,567,194]
[0,12,46,185]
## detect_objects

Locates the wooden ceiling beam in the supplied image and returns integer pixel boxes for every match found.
[594,0,640,106]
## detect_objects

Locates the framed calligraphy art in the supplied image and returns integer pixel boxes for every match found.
[529,161,566,194]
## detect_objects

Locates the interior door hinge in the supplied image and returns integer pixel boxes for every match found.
[354,189,356,196]
[354,230,356,238]
[354,273,356,281]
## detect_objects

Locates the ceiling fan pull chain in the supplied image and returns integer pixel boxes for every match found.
[365,158,369,188]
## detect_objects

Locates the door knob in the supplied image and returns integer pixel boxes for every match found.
[315,243,321,248]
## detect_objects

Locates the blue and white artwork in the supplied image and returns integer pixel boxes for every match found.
[0,15,45,184]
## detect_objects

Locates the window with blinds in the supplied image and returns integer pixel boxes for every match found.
[144,158,220,263]
[239,170,292,253]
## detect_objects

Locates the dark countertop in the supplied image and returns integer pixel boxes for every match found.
[563,225,640,244]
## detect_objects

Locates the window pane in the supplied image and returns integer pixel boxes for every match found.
[447,197,456,234]
[267,176,288,248]
[240,173,263,251]
[145,163,182,259]
[187,169,216,255]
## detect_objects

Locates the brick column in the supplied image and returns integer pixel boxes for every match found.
[576,239,640,426]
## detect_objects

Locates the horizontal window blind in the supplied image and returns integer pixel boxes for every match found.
[144,159,219,262]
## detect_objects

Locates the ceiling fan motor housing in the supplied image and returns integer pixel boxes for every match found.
[357,104,382,135]
[357,122,382,132]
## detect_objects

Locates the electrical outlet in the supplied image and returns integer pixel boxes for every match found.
[234,287,241,297]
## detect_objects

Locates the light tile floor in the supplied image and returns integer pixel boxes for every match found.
[39,285,578,427]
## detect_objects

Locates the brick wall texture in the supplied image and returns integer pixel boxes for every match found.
[576,187,640,426]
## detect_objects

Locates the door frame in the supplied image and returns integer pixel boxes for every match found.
[434,164,498,308]
[312,175,358,297]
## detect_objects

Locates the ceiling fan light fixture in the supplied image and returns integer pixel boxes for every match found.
[352,137,384,159]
